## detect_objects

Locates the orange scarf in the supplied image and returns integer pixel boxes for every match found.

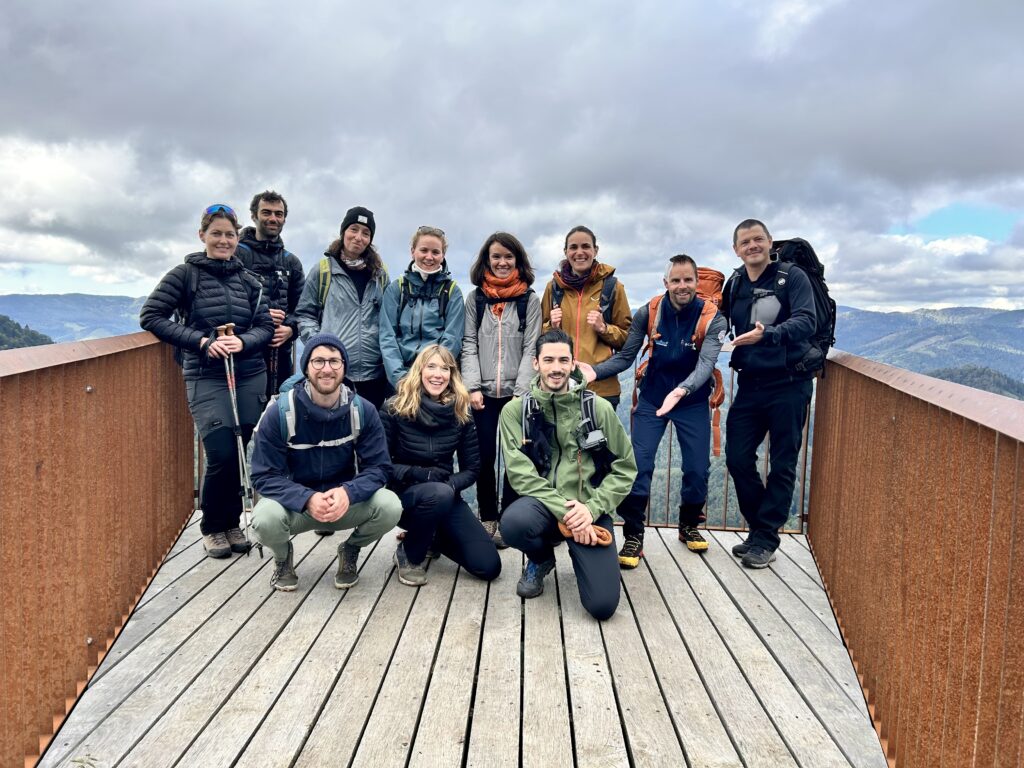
[481,269,528,318]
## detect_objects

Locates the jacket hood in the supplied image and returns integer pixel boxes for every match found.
[293,381,358,424]
[239,227,285,253]
[528,367,588,404]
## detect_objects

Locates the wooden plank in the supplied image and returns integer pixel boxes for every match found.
[90,546,250,685]
[408,568,488,768]
[656,530,854,768]
[554,553,630,768]
[232,537,413,768]
[135,535,206,610]
[621,549,742,767]
[643,531,797,768]
[285,553,420,767]
[43,533,323,768]
[117,535,342,767]
[715,532,841,641]
[601,576,688,766]
[178,535,395,766]
[698,533,885,768]
[466,547,522,768]
[521,554,573,768]
[779,534,824,587]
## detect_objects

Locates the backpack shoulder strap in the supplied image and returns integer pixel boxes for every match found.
[580,389,597,430]
[551,281,564,310]
[179,262,200,319]
[600,276,618,324]
[515,289,532,332]
[692,299,718,350]
[437,279,455,320]
[317,257,331,308]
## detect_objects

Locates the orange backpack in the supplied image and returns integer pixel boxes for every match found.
[633,267,726,456]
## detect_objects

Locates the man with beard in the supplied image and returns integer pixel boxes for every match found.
[250,333,402,591]
[580,254,726,565]
[498,329,637,620]
[236,190,305,395]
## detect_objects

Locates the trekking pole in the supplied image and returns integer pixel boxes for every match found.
[268,342,279,395]
[216,323,261,557]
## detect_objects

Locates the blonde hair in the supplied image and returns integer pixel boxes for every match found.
[410,225,448,254]
[391,345,471,423]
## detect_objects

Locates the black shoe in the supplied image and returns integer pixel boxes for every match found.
[678,526,708,552]
[732,538,753,557]
[618,533,644,569]
[741,546,777,569]
[315,529,335,536]
[516,558,555,598]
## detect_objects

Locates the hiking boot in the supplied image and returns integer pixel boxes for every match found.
[481,519,509,550]
[732,537,753,557]
[270,542,298,592]
[516,558,555,599]
[314,529,335,536]
[678,526,709,553]
[335,543,360,589]
[393,542,428,586]
[742,546,777,569]
[618,533,644,569]
[225,527,251,554]
[203,532,231,559]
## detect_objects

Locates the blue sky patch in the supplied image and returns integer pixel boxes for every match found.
[890,202,1020,242]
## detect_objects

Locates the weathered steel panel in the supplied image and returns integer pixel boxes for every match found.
[0,335,193,768]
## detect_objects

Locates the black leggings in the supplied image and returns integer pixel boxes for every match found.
[399,482,501,580]
[472,395,517,521]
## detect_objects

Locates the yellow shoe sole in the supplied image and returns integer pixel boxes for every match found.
[618,553,642,569]
[685,539,709,552]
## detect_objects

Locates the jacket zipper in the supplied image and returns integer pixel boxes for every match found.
[496,309,504,397]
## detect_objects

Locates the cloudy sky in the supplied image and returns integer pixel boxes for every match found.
[1,0,1022,311]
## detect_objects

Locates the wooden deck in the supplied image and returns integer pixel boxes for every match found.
[40,514,886,768]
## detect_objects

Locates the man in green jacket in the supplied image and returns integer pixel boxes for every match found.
[498,329,638,620]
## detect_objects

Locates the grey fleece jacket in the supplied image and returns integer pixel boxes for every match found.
[461,288,542,399]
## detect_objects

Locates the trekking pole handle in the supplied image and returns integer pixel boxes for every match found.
[216,323,236,337]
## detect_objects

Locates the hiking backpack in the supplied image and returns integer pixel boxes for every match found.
[394,272,458,339]
[550,275,619,327]
[315,256,390,316]
[474,288,534,334]
[261,372,366,473]
[519,388,617,487]
[727,238,837,376]
[235,242,295,312]
[633,267,727,456]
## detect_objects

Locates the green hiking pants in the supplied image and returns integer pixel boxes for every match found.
[251,489,403,561]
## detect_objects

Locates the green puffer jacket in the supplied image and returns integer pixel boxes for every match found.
[499,369,637,522]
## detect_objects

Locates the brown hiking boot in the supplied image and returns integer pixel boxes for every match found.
[203,532,231,559]
[225,527,251,554]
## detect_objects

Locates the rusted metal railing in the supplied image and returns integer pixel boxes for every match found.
[0,333,194,768]
[808,350,1024,767]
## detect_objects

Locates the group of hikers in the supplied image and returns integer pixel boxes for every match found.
[140,190,823,621]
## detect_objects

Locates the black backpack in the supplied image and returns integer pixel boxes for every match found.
[551,275,618,326]
[519,389,616,487]
[474,288,534,334]
[728,237,836,375]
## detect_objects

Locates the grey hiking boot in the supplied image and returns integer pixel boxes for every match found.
[225,527,251,554]
[742,546,777,569]
[270,542,298,592]
[732,537,753,557]
[335,542,361,589]
[394,542,428,586]
[481,519,508,550]
[203,532,231,559]
[516,558,556,599]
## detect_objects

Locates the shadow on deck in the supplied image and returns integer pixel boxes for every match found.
[39,515,885,768]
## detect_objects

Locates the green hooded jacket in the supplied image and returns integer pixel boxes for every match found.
[499,369,637,522]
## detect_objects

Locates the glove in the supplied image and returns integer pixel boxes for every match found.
[426,468,451,483]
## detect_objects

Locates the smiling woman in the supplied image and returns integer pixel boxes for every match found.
[378,225,466,387]
[139,204,274,559]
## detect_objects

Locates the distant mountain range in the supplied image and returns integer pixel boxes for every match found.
[1,294,1021,386]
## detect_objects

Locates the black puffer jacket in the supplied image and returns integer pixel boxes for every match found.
[379,395,480,493]
[236,227,305,338]
[140,252,274,380]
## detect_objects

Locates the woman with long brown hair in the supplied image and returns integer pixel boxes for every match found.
[379,345,501,585]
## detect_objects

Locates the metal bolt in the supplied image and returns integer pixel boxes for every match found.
[86,636,93,645]
[85,385,94,394]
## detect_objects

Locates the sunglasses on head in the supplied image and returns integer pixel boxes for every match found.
[417,225,445,237]
[205,204,235,216]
